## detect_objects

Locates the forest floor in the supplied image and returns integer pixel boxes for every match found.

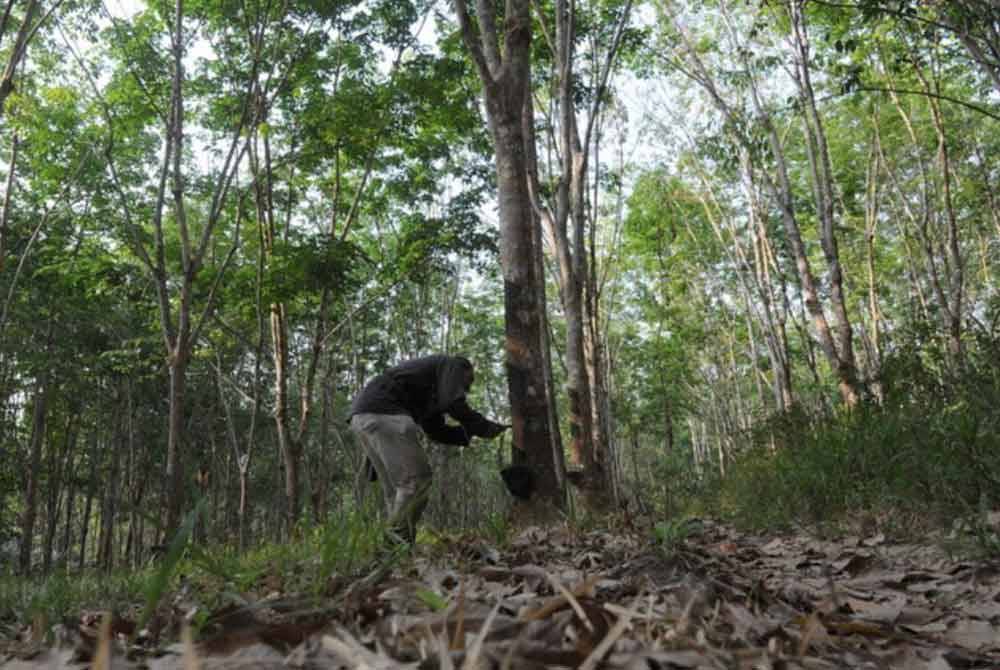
[3,518,999,669]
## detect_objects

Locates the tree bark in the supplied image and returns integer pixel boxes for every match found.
[0,133,18,274]
[863,127,884,401]
[60,449,78,567]
[752,199,794,411]
[98,430,120,573]
[78,432,98,570]
[527,0,632,496]
[546,0,597,480]
[18,379,47,575]
[882,57,964,362]
[139,0,248,537]
[42,410,77,574]
[164,350,189,538]
[159,0,189,538]
[787,0,861,406]
[523,73,567,482]
[454,0,564,506]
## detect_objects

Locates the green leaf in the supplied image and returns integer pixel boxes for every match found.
[414,588,448,612]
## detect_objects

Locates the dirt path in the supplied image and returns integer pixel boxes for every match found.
[4,520,999,668]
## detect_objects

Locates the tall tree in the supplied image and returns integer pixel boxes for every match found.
[528,0,634,496]
[17,344,50,575]
[99,0,254,536]
[453,0,565,505]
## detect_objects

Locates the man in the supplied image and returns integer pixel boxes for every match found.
[349,355,508,544]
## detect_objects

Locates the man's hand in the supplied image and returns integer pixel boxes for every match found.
[482,421,510,439]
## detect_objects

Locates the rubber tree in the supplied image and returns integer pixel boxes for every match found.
[527,0,634,496]
[98,0,256,536]
[453,0,565,505]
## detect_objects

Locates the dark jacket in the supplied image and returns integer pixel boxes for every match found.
[349,355,503,446]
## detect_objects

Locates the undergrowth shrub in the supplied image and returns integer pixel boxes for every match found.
[718,344,1000,542]
[658,448,719,517]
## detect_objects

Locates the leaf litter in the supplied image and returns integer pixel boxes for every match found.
[2,519,999,669]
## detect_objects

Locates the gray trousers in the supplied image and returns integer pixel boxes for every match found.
[350,413,432,542]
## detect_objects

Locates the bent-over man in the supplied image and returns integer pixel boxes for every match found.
[349,355,508,543]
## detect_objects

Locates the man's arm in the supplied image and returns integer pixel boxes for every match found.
[421,412,470,446]
[447,397,508,438]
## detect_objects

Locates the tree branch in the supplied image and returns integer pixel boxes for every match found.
[583,0,634,151]
[453,0,495,86]
[476,0,502,73]
[190,184,249,349]
[56,23,157,273]
[530,0,556,58]
[855,85,1000,122]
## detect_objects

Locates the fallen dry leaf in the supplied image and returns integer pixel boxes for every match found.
[4,520,999,669]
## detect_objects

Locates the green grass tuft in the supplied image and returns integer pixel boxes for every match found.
[0,570,149,632]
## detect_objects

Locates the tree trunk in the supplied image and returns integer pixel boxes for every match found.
[138,0,247,537]
[127,463,149,569]
[747,159,794,411]
[255,115,332,535]
[454,0,564,506]
[164,351,189,538]
[0,0,40,119]
[0,133,18,274]
[98,433,120,573]
[863,128,884,401]
[124,386,148,568]
[78,433,98,570]
[882,59,963,362]
[528,0,632,496]
[159,0,190,539]
[269,301,300,533]
[914,54,964,364]
[524,74,566,481]
[496,118,563,503]
[18,379,47,575]
[788,0,861,406]
[42,411,77,574]
[587,120,628,501]
[60,453,77,567]
[256,113,302,534]
[99,403,124,572]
